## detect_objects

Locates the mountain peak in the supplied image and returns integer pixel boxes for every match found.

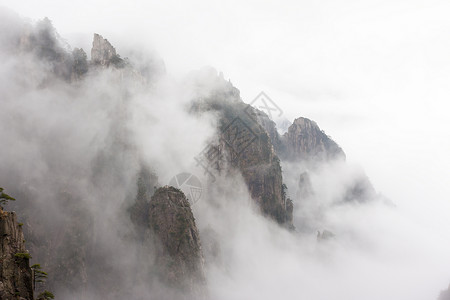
[283,116,346,162]
[91,33,118,66]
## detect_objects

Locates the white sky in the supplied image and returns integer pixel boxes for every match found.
[2,0,450,271]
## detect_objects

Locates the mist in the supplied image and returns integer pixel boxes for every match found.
[0,1,450,300]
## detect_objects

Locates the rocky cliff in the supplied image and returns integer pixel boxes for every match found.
[257,109,376,204]
[0,211,33,300]
[91,33,117,66]
[148,186,206,298]
[256,112,345,163]
[282,117,346,162]
[13,20,153,85]
[91,33,126,68]
[191,72,293,227]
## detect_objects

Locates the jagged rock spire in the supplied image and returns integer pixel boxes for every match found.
[91,33,117,66]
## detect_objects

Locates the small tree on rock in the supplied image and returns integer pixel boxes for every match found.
[0,187,15,211]
[31,264,48,291]
[37,290,55,300]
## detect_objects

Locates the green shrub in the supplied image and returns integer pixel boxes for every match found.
[38,290,55,299]
[0,187,15,207]
[14,253,32,259]
[32,264,48,284]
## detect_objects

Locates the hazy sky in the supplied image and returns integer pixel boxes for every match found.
[1,0,450,294]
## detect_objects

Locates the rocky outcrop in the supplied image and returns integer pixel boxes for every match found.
[191,72,293,227]
[257,110,377,204]
[16,27,126,82]
[91,33,116,65]
[91,33,124,67]
[282,117,345,162]
[148,186,206,298]
[256,113,344,163]
[0,211,33,300]
[254,109,284,155]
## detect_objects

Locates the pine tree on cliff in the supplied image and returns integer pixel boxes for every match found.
[0,187,15,210]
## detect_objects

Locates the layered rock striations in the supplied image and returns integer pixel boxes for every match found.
[191,73,293,227]
[91,33,118,66]
[0,211,33,300]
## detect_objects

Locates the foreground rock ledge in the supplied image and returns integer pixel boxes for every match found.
[149,186,206,299]
[0,211,33,300]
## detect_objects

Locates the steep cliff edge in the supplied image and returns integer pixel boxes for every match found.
[0,211,33,300]
[91,33,125,68]
[256,112,345,162]
[148,186,206,298]
[190,71,293,227]
[91,33,117,66]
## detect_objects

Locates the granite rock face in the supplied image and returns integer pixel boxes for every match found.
[282,117,345,162]
[257,111,345,162]
[191,72,293,227]
[219,112,290,225]
[254,110,284,155]
[16,26,129,83]
[0,211,33,300]
[148,186,206,298]
[257,110,376,204]
[91,33,120,67]
[256,112,344,163]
